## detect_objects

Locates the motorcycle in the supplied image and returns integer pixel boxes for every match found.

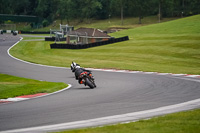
[79,71,96,89]
[70,62,96,89]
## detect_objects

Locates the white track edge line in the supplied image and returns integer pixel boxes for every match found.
[7,37,67,69]
[0,84,72,103]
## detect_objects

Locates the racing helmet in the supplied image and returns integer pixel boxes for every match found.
[71,61,80,72]
[71,62,76,72]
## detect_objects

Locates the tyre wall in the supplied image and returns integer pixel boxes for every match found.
[45,37,66,41]
[50,36,129,49]
[20,31,50,34]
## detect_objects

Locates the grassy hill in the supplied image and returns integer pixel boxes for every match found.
[11,15,200,74]
[112,14,200,36]
[109,14,200,74]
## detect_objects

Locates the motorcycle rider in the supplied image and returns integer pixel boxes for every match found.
[71,62,92,84]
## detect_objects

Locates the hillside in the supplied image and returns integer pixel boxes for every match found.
[111,15,200,36]
[108,15,200,74]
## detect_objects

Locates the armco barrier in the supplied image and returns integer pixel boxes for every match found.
[20,31,50,34]
[45,37,66,41]
[45,37,55,41]
[50,36,129,49]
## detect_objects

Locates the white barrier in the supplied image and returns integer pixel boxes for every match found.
[6,30,11,33]
[3,30,18,34]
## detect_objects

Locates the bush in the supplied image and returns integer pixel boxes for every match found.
[42,19,49,27]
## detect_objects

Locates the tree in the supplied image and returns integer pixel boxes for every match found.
[14,0,30,15]
[57,0,68,24]
[35,0,58,22]
[182,0,200,16]
[81,0,102,23]
[129,0,151,24]
[27,0,38,16]
[110,0,128,25]
[95,0,111,19]
[0,0,16,14]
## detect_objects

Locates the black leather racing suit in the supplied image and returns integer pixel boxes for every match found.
[74,68,91,84]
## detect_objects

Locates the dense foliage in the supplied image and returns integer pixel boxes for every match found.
[0,0,200,23]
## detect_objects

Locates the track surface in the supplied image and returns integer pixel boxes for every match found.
[0,34,200,132]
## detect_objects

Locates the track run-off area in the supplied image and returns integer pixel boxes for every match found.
[0,34,200,133]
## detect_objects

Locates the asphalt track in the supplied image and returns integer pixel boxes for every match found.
[0,34,200,132]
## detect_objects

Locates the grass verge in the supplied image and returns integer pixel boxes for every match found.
[21,37,44,41]
[0,73,68,99]
[54,109,200,133]
[10,15,200,74]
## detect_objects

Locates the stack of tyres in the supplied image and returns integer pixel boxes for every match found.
[50,36,129,49]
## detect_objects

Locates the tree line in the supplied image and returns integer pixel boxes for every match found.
[0,0,200,25]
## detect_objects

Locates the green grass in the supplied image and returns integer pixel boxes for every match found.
[54,109,200,133]
[0,73,68,99]
[21,37,44,41]
[10,15,200,74]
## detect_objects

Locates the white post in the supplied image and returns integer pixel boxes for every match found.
[85,32,88,44]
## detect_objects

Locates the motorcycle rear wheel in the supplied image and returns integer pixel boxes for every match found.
[85,78,95,89]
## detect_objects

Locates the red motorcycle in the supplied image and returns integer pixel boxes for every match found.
[79,71,96,89]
